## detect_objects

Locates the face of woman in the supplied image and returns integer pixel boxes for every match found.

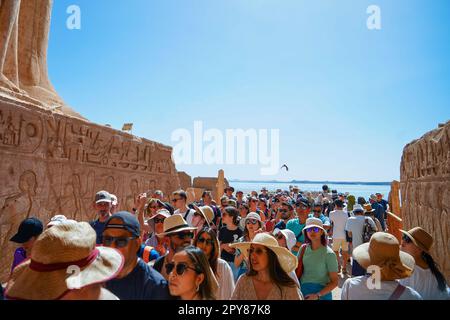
[275,233,287,249]
[192,213,205,233]
[249,244,269,272]
[246,219,260,233]
[306,227,323,241]
[168,251,204,300]
[401,236,421,257]
[196,232,213,258]
[153,215,166,234]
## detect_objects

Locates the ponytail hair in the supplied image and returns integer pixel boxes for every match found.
[422,251,448,292]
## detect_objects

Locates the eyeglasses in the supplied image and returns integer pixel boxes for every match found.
[246,219,258,225]
[173,232,194,240]
[103,236,137,248]
[197,237,214,246]
[165,262,199,276]
[276,233,285,240]
[305,227,321,233]
[402,235,413,243]
[154,218,165,224]
[248,247,267,255]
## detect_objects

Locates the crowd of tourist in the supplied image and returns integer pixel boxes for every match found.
[1,184,448,300]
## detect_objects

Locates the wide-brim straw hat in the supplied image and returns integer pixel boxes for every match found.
[193,205,214,225]
[157,214,197,237]
[5,221,124,300]
[230,233,298,274]
[301,217,327,238]
[363,203,375,213]
[239,212,263,230]
[400,227,433,253]
[353,232,415,281]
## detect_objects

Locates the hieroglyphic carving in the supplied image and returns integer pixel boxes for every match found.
[400,120,450,283]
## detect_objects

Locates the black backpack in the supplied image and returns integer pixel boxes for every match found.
[362,217,376,243]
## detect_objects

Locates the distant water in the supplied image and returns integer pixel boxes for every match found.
[229,181,391,201]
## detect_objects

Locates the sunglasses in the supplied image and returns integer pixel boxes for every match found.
[276,233,285,240]
[248,247,267,255]
[154,218,165,224]
[246,219,258,225]
[305,227,321,233]
[173,232,194,240]
[165,262,199,276]
[172,198,183,203]
[103,236,137,248]
[197,237,214,246]
[402,235,413,243]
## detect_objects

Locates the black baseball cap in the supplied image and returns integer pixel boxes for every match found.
[296,197,311,207]
[104,211,141,237]
[334,199,344,207]
[10,217,44,243]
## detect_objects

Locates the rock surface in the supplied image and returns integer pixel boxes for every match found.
[400,120,450,282]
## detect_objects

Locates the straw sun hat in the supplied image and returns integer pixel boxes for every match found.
[353,232,415,281]
[157,214,197,237]
[192,205,215,225]
[5,221,124,300]
[230,233,298,274]
[400,227,433,253]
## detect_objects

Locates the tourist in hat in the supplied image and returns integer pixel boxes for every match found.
[194,228,235,300]
[259,187,270,200]
[227,199,237,208]
[234,212,264,279]
[224,186,236,201]
[235,190,245,209]
[238,202,250,219]
[167,245,219,300]
[230,233,302,300]
[9,217,43,273]
[344,204,377,276]
[273,228,298,257]
[192,205,215,235]
[286,197,310,255]
[102,211,170,300]
[135,197,159,242]
[144,209,171,257]
[309,202,331,232]
[90,190,113,244]
[369,194,386,231]
[172,190,196,228]
[218,207,243,280]
[152,214,197,280]
[5,221,123,300]
[329,199,350,274]
[341,232,422,300]
[296,218,339,300]
[363,203,383,232]
[399,227,450,300]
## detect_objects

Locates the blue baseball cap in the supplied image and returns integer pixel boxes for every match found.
[10,217,43,243]
[104,211,140,237]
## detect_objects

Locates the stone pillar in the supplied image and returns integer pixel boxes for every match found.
[400,120,450,283]
[387,180,403,242]
[216,169,225,204]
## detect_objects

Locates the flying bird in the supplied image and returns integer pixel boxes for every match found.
[281,164,289,171]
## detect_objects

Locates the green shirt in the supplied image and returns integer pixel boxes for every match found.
[286,218,306,243]
[300,245,338,286]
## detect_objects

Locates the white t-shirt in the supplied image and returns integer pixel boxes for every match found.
[174,207,194,227]
[399,265,450,300]
[217,258,235,300]
[345,216,376,248]
[329,210,349,239]
[341,276,422,300]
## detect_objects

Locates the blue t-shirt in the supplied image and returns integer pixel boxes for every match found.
[286,218,306,243]
[106,258,171,300]
[371,202,386,231]
[89,220,106,245]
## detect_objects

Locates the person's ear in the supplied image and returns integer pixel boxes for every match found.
[195,273,205,290]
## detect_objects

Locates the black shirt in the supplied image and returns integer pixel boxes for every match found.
[218,226,243,262]
[106,259,171,300]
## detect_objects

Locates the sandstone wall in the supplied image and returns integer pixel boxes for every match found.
[178,171,192,191]
[0,95,181,282]
[193,176,229,201]
[400,120,450,282]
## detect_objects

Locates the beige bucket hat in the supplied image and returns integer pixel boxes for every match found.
[5,221,124,300]
[157,214,197,236]
[400,227,433,253]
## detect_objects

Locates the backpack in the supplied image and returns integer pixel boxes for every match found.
[362,217,376,243]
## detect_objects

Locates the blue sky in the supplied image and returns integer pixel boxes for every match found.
[48,0,450,182]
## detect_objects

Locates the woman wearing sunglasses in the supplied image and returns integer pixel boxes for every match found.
[230,233,301,300]
[234,213,264,280]
[400,227,450,300]
[192,205,215,236]
[144,209,171,256]
[194,228,235,300]
[296,218,338,300]
[167,245,219,300]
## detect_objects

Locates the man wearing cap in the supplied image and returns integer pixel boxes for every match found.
[89,190,113,244]
[286,197,310,255]
[344,204,377,276]
[291,186,300,201]
[329,199,350,274]
[9,217,43,272]
[152,215,197,280]
[103,212,170,300]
